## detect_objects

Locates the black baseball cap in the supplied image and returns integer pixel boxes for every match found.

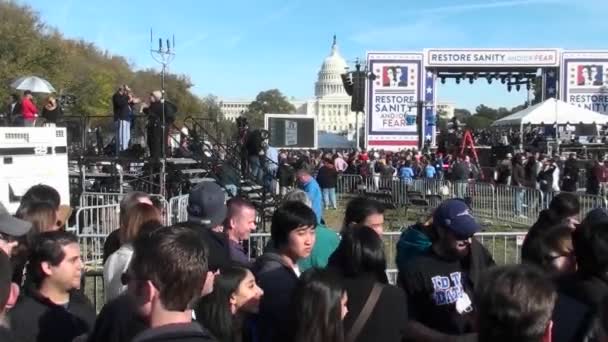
[187,182,227,227]
[433,199,481,240]
[0,202,31,237]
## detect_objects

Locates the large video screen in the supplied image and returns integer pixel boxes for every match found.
[265,115,316,149]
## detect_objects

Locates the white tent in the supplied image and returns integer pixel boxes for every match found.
[491,98,608,127]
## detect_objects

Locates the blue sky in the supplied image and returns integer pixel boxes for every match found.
[21,0,608,111]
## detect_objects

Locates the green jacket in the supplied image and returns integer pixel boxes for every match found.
[298,224,340,271]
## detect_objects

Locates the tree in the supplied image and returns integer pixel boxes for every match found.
[475,104,499,120]
[454,108,472,120]
[244,89,295,128]
[0,0,203,129]
[199,95,223,121]
[464,115,493,130]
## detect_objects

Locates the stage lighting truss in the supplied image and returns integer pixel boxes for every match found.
[435,71,536,89]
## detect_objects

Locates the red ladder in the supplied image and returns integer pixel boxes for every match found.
[459,130,484,181]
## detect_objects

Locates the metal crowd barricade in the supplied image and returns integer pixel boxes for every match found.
[475,232,527,265]
[75,204,120,267]
[541,191,607,220]
[80,192,169,224]
[247,232,273,260]
[452,181,495,221]
[245,231,528,285]
[167,194,190,225]
[83,270,105,313]
[80,192,123,207]
[570,193,607,220]
[381,232,401,270]
[495,185,542,227]
[336,174,364,200]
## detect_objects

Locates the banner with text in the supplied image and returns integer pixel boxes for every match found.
[425,49,560,67]
[366,52,423,150]
[562,52,608,115]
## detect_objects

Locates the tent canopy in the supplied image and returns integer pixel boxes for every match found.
[491,98,608,127]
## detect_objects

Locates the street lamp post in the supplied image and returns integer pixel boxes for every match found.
[150,29,176,198]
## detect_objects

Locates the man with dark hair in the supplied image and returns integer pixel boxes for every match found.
[0,250,18,341]
[103,191,152,263]
[253,201,316,342]
[127,225,216,342]
[223,197,256,265]
[477,264,556,342]
[3,94,20,126]
[112,85,132,152]
[343,196,385,235]
[295,162,323,224]
[10,231,96,342]
[400,199,494,341]
[562,153,579,192]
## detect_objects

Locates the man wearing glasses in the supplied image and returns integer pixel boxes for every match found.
[400,199,495,342]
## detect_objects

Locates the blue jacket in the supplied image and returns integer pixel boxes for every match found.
[424,165,436,179]
[399,167,414,181]
[300,178,323,224]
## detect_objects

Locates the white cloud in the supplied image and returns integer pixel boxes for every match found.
[412,0,566,14]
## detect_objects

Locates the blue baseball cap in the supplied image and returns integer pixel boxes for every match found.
[433,199,481,240]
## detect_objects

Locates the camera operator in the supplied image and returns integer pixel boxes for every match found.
[142,90,177,161]
[236,117,250,175]
[245,128,268,185]
[112,85,133,152]
[41,96,63,126]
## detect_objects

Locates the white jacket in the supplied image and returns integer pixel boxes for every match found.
[103,244,133,303]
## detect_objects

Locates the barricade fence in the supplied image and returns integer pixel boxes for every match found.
[75,204,120,267]
[81,229,526,310]
[337,175,608,226]
[79,192,170,224]
[74,174,607,268]
[244,231,527,285]
[167,194,189,225]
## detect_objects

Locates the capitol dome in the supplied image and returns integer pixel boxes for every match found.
[315,36,349,98]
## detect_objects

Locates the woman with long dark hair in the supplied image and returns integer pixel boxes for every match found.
[328,225,408,342]
[524,192,580,256]
[289,268,347,342]
[522,224,576,276]
[195,266,263,342]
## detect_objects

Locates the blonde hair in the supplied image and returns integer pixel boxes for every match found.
[44,96,57,110]
[119,203,161,244]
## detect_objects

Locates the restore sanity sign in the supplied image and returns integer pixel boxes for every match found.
[426,49,560,67]
[372,94,417,132]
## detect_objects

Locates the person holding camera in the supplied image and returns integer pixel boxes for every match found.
[143,90,177,160]
[41,96,63,126]
[113,85,132,152]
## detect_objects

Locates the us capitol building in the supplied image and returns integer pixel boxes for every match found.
[220,37,454,137]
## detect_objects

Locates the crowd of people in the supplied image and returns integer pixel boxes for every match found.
[1,179,608,341]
